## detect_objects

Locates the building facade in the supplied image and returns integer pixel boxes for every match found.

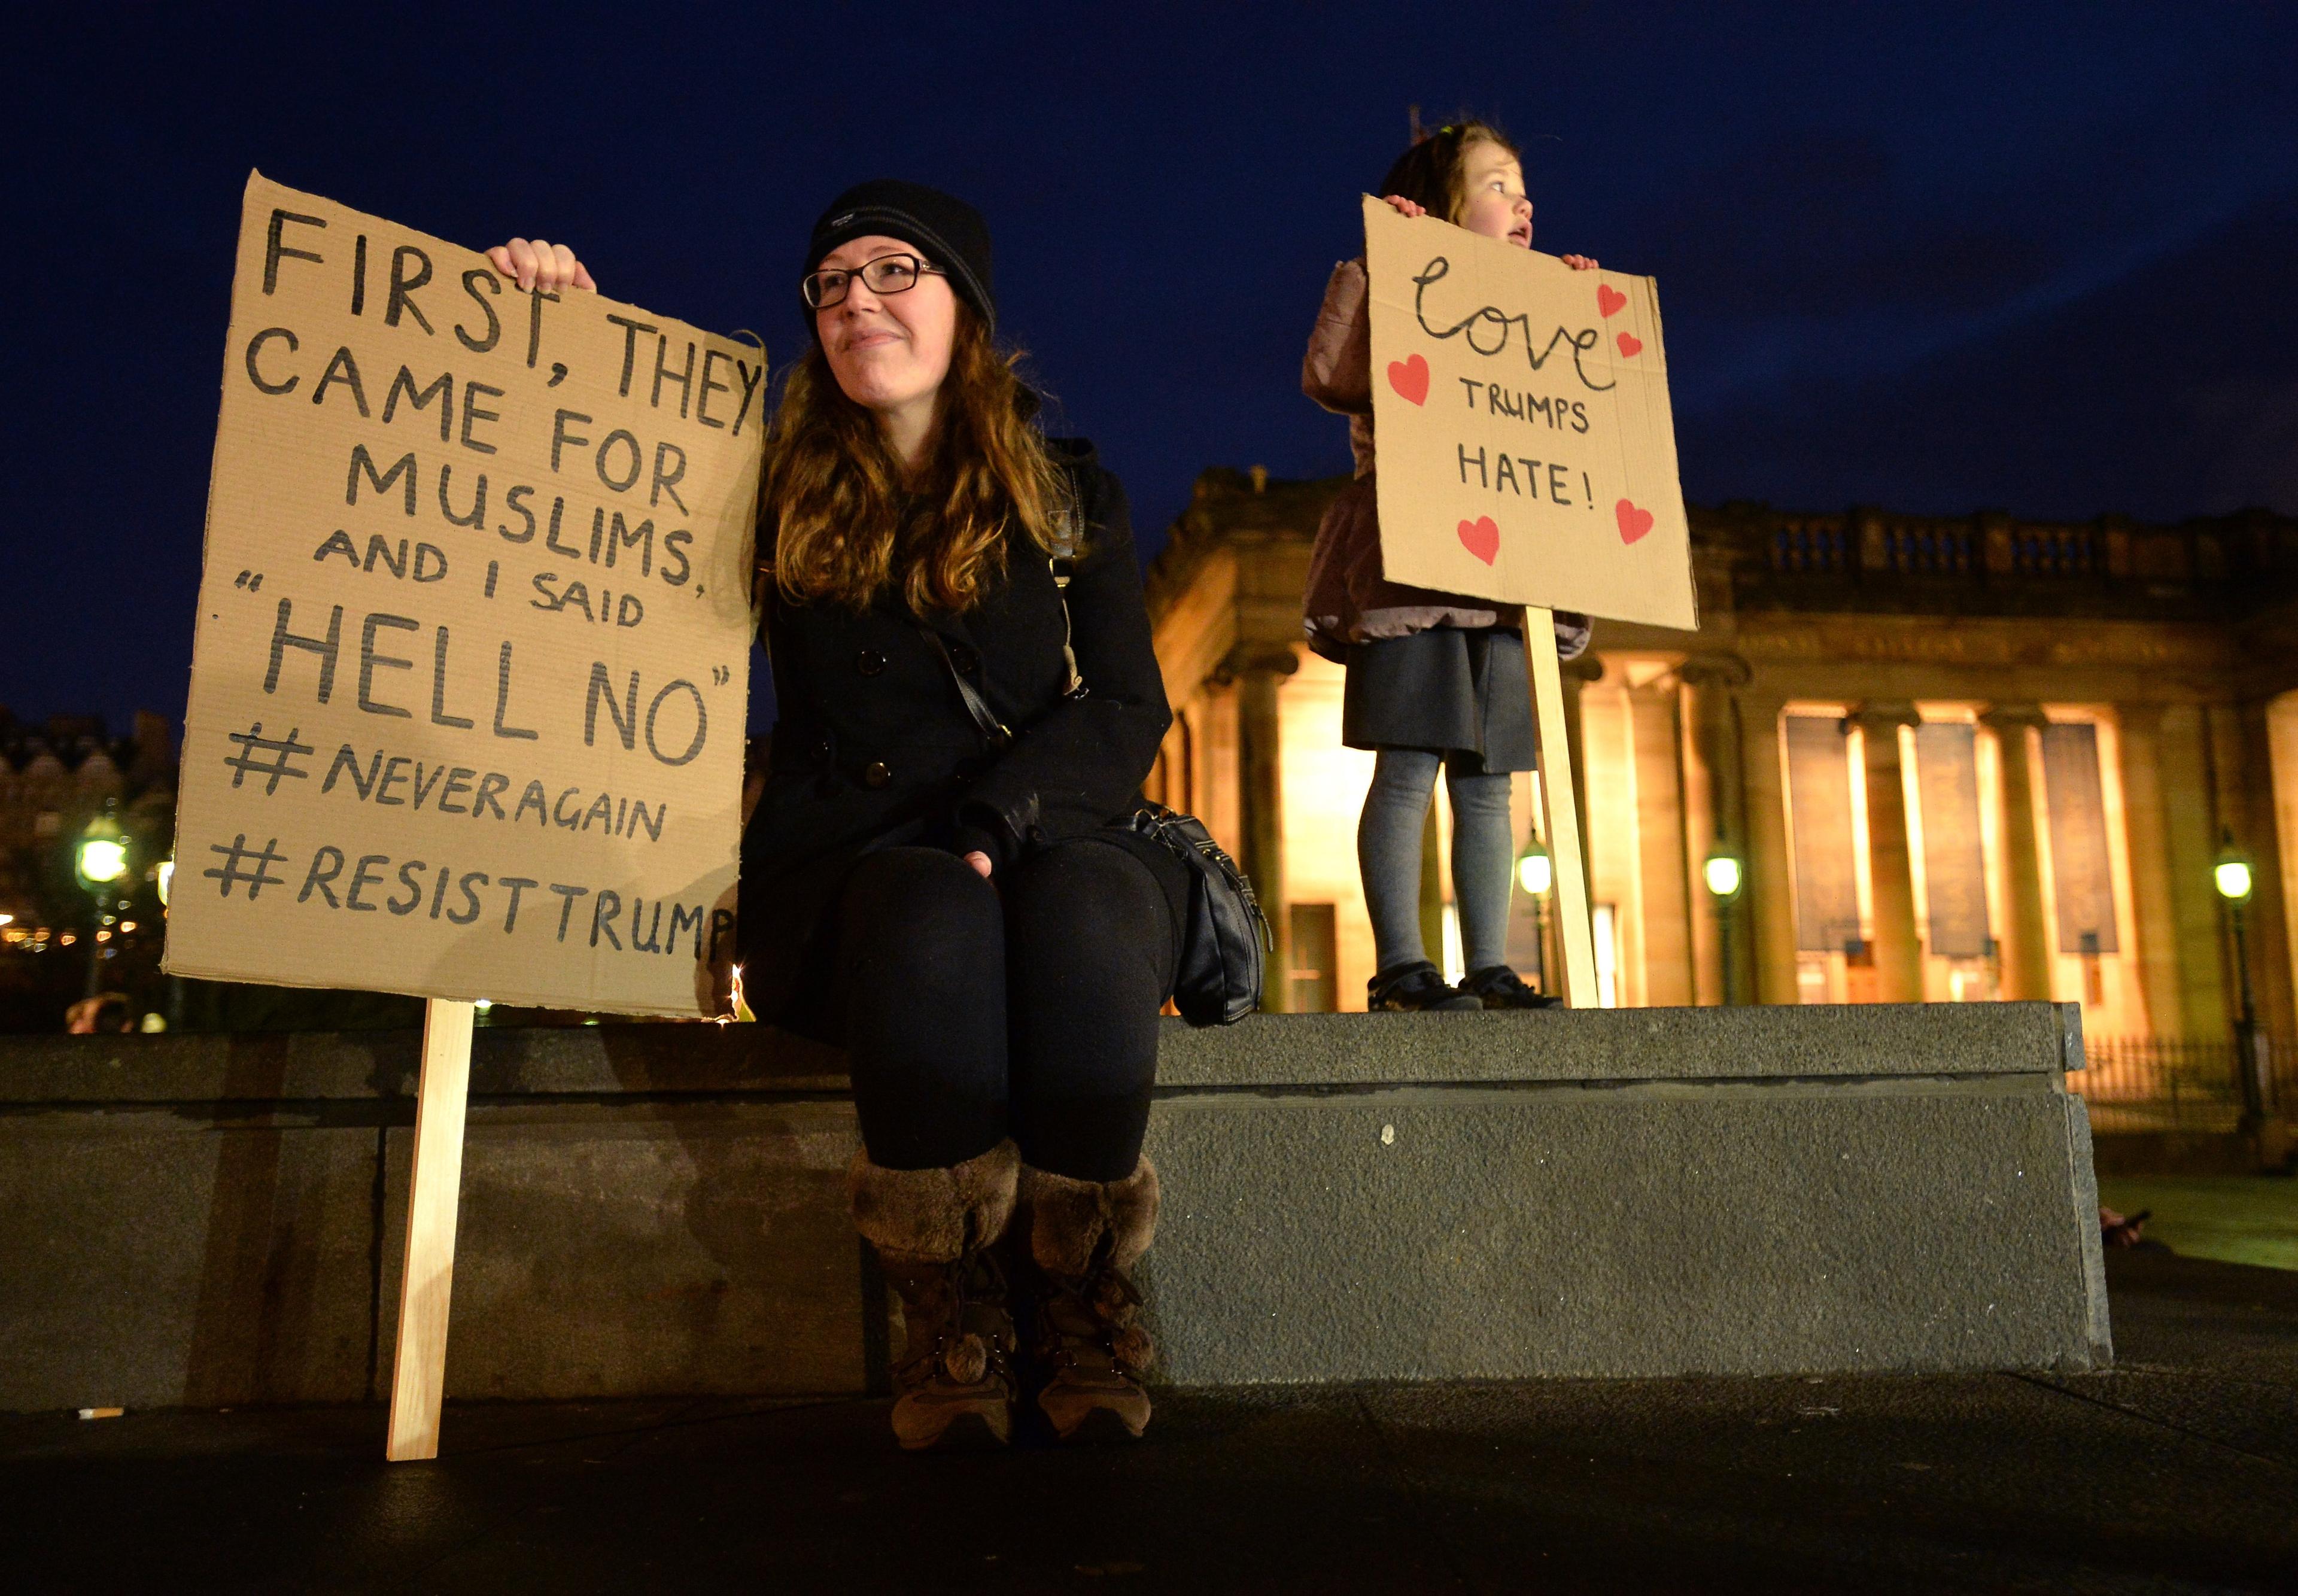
[1144,468,2298,1072]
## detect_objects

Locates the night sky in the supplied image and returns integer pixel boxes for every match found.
[10,4,2296,735]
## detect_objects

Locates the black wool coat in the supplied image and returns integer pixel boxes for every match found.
[736,439,1181,1023]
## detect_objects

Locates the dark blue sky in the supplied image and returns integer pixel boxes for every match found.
[8,3,2296,732]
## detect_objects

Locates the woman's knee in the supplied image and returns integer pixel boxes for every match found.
[1004,843,1168,973]
[840,847,999,940]
[834,847,1004,989]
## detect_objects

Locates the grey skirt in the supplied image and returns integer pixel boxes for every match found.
[1342,625,1536,773]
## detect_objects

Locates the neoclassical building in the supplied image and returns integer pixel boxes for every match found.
[1144,467,2298,1061]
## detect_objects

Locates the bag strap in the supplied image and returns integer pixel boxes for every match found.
[1050,463,1087,699]
[914,624,1011,750]
[917,460,1092,741]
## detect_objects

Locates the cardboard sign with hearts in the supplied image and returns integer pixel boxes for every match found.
[1361,195,1697,631]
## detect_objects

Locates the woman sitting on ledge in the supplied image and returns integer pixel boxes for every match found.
[489,181,1184,1450]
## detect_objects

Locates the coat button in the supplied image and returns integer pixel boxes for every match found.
[948,643,981,675]
[862,761,892,788]
[856,648,887,676]
[811,736,834,764]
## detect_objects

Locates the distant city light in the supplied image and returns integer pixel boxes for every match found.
[2215,858,2254,902]
[156,860,174,906]
[1704,852,1744,900]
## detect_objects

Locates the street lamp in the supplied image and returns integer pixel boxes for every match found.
[75,804,130,1001]
[1515,840,1553,994]
[2214,837,2269,1134]
[1516,841,1553,896]
[2215,855,2253,903]
[75,815,128,894]
[1704,846,1744,1006]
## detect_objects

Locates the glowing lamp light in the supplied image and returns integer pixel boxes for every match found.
[75,805,130,894]
[1516,846,1553,896]
[1703,851,1744,901]
[2215,857,2254,902]
[77,837,127,887]
[156,859,174,907]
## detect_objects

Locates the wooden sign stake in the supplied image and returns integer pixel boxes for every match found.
[1522,608,1600,1006]
[386,996,476,1461]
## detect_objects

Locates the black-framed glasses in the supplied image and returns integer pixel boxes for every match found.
[801,253,944,310]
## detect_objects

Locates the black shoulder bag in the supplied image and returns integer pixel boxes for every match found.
[916,474,1270,1026]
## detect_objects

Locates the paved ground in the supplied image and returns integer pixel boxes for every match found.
[4,1251,2293,1595]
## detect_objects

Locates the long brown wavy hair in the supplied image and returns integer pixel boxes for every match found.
[1379,118,1519,224]
[761,303,1069,614]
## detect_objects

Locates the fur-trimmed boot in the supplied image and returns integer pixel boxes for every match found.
[848,1140,1020,1451]
[1019,1157,1159,1443]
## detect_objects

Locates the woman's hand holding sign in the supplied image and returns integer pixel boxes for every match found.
[485,238,598,294]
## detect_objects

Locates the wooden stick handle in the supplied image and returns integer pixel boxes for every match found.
[386,997,475,1461]
[1522,608,1600,1007]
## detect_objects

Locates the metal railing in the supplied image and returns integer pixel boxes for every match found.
[2077,1035,2297,1133]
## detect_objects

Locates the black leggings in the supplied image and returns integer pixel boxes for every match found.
[825,840,1178,1181]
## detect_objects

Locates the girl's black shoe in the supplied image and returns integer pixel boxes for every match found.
[1367,960,1481,1012]
[1455,965,1562,1009]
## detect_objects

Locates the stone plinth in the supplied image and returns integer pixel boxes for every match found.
[0,1004,2107,1411]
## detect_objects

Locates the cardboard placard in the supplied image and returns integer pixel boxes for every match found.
[1363,195,1697,630]
[165,172,764,1017]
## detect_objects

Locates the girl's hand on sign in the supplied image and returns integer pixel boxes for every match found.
[962,850,993,879]
[485,238,597,294]
[1379,194,1427,220]
[1561,254,1600,271]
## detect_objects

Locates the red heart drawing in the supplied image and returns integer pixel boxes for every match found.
[1616,499,1655,545]
[1597,284,1628,318]
[1458,515,1500,565]
[1615,331,1643,358]
[1386,353,1430,406]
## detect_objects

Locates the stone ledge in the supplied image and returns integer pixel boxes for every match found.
[0,1003,2108,1409]
[1157,1002,2081,1088]
[1,1001,2083,1103]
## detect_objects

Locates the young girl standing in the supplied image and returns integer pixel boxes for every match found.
[1302,121,1597,1012]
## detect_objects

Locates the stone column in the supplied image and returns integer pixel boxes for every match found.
[1674,676,1723,1008]
[2115,703,2186,1036]
[2223,700,2298,1038]
[2156,704,2231,1041]
[1418,804,1445,977]
[1628,679,1693,1007]
[1233,647,1299,1013]
[1558,655,1603,908]
[1680,655,1753,1005]
[1980,706,2054,1002]
[1738,690,1800,1005]
[1847,702,1925,1003]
